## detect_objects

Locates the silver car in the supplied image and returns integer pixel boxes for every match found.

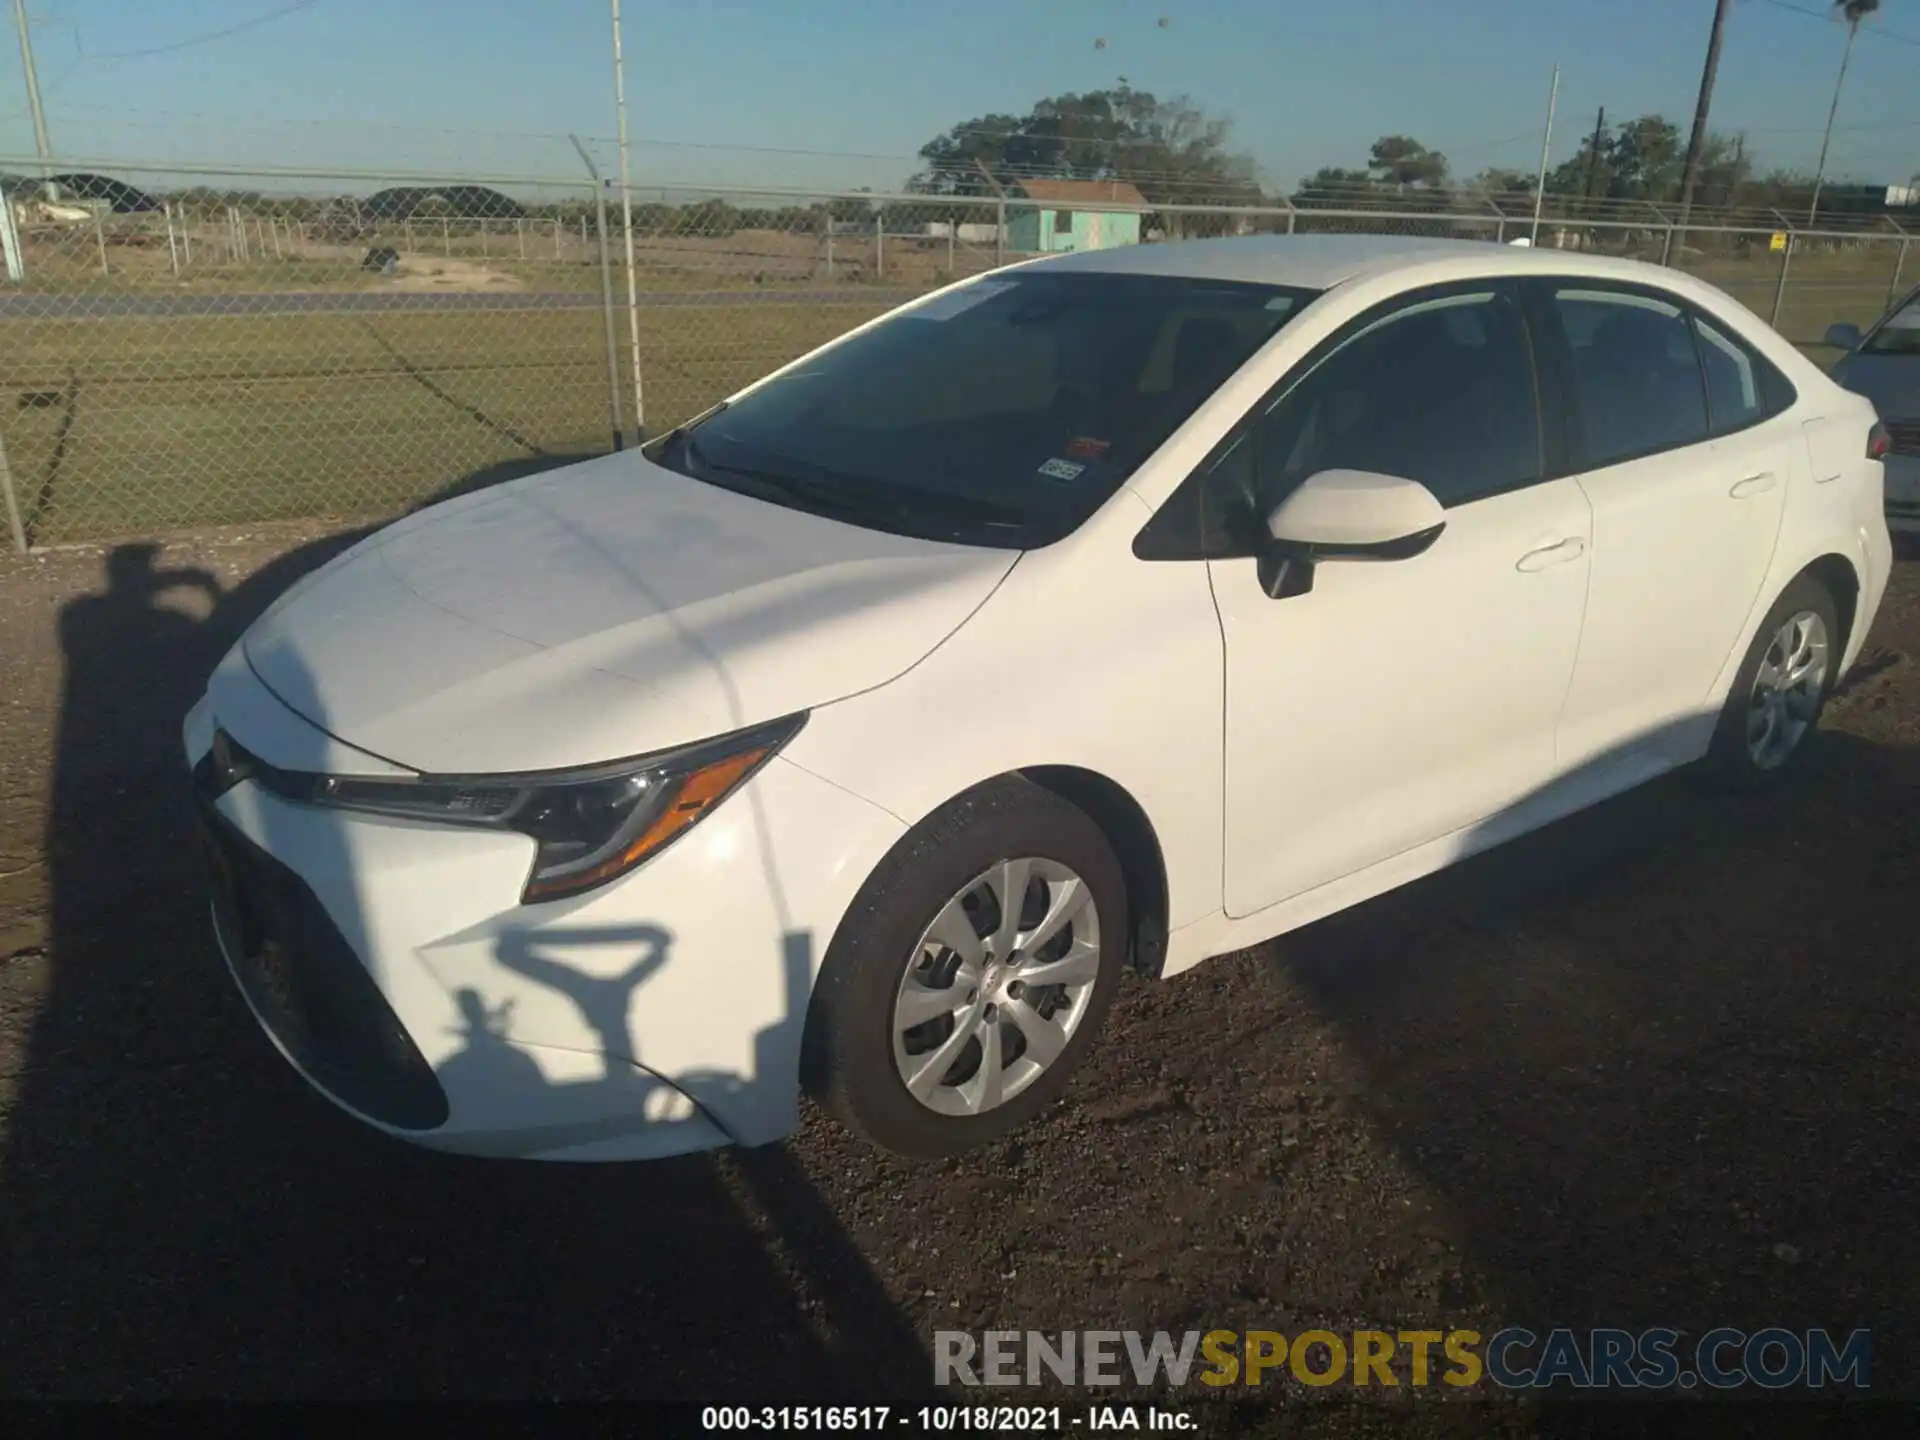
[1828,286,1920,535]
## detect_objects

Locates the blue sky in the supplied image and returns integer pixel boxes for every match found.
[3,0,1918,193]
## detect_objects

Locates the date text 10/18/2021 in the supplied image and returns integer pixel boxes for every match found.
[701,1407,1190,1432]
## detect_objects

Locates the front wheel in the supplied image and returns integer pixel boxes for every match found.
[802,776,1127,1158]
[1704,574,1840,789]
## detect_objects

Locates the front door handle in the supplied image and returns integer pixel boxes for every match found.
[1730,471,1779,499]
[1516,536,1585,572]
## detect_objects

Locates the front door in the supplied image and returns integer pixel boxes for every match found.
[1208,284,1593,918]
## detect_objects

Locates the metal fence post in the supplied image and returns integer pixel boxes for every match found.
[826,216,834,281]
[875,211,883,280]
[1769,233,1795,330]
[996,199,1005,267]
[569,136,628,452]
[0,188,25,282]
[1888,229,1911,310]
[0,423,26,553]
[93,206,108,274]
[164,201,178,274]
[441,217,450,256]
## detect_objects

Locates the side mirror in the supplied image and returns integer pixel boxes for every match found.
[1823,322,1863,352]
[1258,469,1446,598]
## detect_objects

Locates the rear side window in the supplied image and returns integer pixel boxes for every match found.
[1693,313,1796,434]
[1553,289,1709,468]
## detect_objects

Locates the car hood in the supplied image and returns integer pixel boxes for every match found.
[1832,351,1920,421]
[239,451,1018,774]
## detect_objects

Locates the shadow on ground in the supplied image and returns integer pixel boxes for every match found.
[4,444,1917,1420]
[1258,704,1917,1390]
[0,455,932,1400]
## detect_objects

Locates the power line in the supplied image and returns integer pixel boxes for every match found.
[1750,0,1920,48]
[94,0,320,62]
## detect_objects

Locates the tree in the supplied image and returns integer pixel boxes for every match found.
[826,190,876,224]
[1809,0,1882,220]
[1368,135,1449,189]
[1694,133,1753,208]
[1291,165,1375,198]
[1465,167,1536,202]
[910,86,1261,206]
[1600,115,1684,200]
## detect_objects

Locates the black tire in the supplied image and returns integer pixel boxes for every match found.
[801,775,1128,1159]
[1702,573,1842,790]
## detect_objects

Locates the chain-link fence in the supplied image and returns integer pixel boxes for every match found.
[2,158,1914,548]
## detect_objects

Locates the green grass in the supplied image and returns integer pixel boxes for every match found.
[1,248,1910,545]
[0,299,898,543]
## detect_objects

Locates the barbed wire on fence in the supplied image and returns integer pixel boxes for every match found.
[0,154,1914,551]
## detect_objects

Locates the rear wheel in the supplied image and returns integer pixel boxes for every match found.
[802,776,1127,1158]
[1704,574,1840,789]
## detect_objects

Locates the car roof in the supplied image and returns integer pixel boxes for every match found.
[1024,233,1686,293]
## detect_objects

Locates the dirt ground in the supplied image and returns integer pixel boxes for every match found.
[0,518,1914,1431]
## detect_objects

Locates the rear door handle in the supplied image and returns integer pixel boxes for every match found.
[1516,536,1585,572]
[1730,471,1778,499]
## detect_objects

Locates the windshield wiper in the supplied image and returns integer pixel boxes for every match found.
[643,401,729,461]
[681,437,876,515]
[677,434,1035,544]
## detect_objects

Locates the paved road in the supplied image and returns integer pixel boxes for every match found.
[0,287,928,320]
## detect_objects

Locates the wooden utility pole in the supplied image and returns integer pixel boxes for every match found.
[1676,0,1733,231]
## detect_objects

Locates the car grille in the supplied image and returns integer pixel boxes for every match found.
[196,793,449,1131]
[1888,420,1920,457]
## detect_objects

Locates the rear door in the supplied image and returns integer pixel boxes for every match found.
[1534,282,1792,770]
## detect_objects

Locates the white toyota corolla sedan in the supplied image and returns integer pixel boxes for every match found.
[184,235,1893,1163]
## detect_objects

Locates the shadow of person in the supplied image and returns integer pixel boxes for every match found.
[494,922,672,1081]
[4,469,933,1401]
[433,988,549,1103]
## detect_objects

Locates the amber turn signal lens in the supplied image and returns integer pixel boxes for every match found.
[519,745,771,903]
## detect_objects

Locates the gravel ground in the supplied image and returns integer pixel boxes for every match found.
[0,518,1914,1432]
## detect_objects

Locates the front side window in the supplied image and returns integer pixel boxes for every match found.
[647,271,1318,548]
[1862,290,1920,356]
[1223,288,1542,518]
[1554,288,1709,467]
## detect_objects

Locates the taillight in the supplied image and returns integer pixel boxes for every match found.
[1868,421,1890,460]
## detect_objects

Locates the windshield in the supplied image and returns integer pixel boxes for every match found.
[1863,290,1920,356]
[646,270,1319,548]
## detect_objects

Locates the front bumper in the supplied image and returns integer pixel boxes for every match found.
[183,680,905,1162]
[1886,453,1920,534]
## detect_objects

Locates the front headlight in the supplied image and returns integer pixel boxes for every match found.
[231,714,804,904]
